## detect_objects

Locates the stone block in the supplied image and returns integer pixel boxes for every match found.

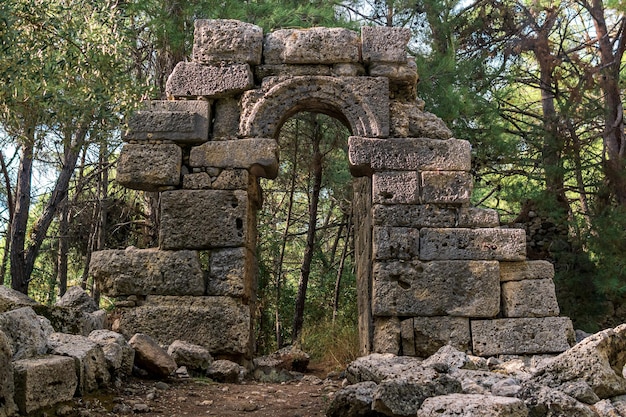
[116,143,181,191]
[0,331,17,417]
[124,100,210,143]
[389,101,452,139]
[212,169,249,190]
[417,394,528,417]
[361,26,411,63]
[421,171,473,204]
[88,329,135,376]
[189,138,279,179]
[55,286,98,313]
[254,64,332,79]
[372,260,500,317]
[264,27,360,64]
[129,333,177,378]
[373,226,419,260]
[372,171,419,204]
[13,355,78,414]
[212,97,241,138]
[349,137,470,175]
[420,228,527,261]
[369,61,418,87]
[471,317,574,356]
[458,208,500,228]
[159,190,249,250]
[166,62,254,98]
[47,333,110,395]
[183,172,213,189]
[401,317,471,358]
[0,307,51,360]
[501,279,560,318]
[332,63,365,77]
[0,285,38,313]
[208,247,255,299]
[89,248,205,297]
[167,340,212,373]
[372,204,457,228]
[32,305,105,336]
[115,296,252,358]
[193,19,263,65]
[240,76,389,139]
[372,317,401,354]
[500,260,554,282]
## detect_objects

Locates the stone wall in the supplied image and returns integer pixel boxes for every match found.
[90,19,574,361]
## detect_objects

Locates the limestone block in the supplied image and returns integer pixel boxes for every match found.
[372,204,457,228]
[369,61,418,87]
[47,333,110,395]
[183,172,213,189]
[116,143,181,191]
[0,307,51,360]
[417,394,528,417]
[207,359,244,382]
[332,63,365,77]
[458,208,500,228]
[372,317,401,354]
[0,285,38,313]
[372,260,500,317]
[159,190,249,250]
[207,247,252,298]
[88,329,135,376]
[167,340,212,373]
[55,286,99,313]
[212,97,240,138]
[326,381,378,417]
[471,317,574,356]
[501,279,560,318]
[212,169,249,189]
[240,76,389,138]
[89,248,205,297]
[401,317,471,358]
[166,62,254,98]
[372,171,419,204]
[420,228,526,261]
[115,296,252,358]
[264,27,360,64]
[192,19,263,65]
[189,138,279,179]
[124,100,210,143]
[500,260,554,282]
[361,26,411,63]
[254,64,332,79]
[373,226,420,260]
[346,353,424,384]
[32,304,105,336]
[389,101,453,139]
[0,331,17,417]
[13,355,77,415]
[349,137,470,175]
[129,333,177,378]
[421,171,473,204]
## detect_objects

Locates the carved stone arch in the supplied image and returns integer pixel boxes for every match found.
[239,76,390,139]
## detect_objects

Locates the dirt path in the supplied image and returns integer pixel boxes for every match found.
[71,374,341,417]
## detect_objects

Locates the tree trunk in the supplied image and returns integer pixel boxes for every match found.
[333,210,352,323]
[292,118,323,343]
[57,200,69,297]
[0,150,14,285]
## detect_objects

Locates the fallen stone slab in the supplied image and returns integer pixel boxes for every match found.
[417,394,528,417]
[517,382,596,417]
[207,359,245,383]
[167,340,212,374]
[326,381,379,417]
[55,286,99,313]
[346,353,424,385]
[129,333,177,379]
[0,285,38,313]
[32,304,106,336]
[192,19,263,65]
[13,355,78,415]
[0,306,52,360]
[89,329,135,376]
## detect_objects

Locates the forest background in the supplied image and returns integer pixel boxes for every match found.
[1,0,626,367]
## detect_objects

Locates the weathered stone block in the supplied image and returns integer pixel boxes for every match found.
[401,317,471,358]
[129,333,177,378]
[369,61,418,87]
[183,172,213,189]
[13,355,78,414]
[47,333,110,395]
[159,190,249,250]
[471,317,574,356]
[116,143,182,191]
[189,138,278,179]
[0,284,39,313]
[212,169,249,190]
[115,296,252,358]
[420,228,527,261]
[212,97,241,138]
[349,137,470,175]
[372,317,400,354]
[208,247,255,299]
[88,329,135,376]
[361,26,411,63]
[372,204,457,228]
[32,305,105,336]
[124,100,210,143]
[90,248,205,297]
[240,76,389,138]
[0,331,17,417]
[372,260,500,317]
[254,64,332,79]
[458,208,500,228]
[417,394,528,417]
[264,27,359,64]
[332,63,365,77]
[501,278,560,318]
[373,226,419,260]
[500,260,554,282]
[193,19,263,65]
[421,171,473,204]
[372,171,419,204]
[389,101,453,139]
[166,62,254,98]
[0,307,51,360]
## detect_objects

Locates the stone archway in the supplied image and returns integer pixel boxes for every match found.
[89,19,574,363]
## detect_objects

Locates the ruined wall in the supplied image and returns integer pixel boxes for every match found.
[89,19,574,362]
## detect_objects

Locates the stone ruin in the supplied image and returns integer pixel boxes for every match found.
[89,19,574,363]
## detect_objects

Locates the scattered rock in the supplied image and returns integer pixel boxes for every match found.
[0,285,38,313]
[207,359,244,383]
[417,394,528,417]
[55,286,99,313]
[0,306,52,360]
[167,340,212,374]
[129,333,177,379]
[89,329,135,376]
